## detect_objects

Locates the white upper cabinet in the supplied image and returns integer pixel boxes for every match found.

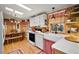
[35,16,39,26]
[30,17,35,26]
[30,14,47,27]
[39,14,45,26]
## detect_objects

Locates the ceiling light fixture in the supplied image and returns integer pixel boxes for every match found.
[17,4,32,11]
[5,7,13,12]
[11,20,13,23]
[15,10,23,15]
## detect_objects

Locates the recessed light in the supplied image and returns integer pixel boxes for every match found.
[15,10,23,15]
[5,7,13,12]
[16,4,32,11]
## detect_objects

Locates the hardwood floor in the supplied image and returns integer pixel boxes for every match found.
[3,38,41,54]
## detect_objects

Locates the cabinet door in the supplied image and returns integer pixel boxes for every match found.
[35,33,44,49]
[44,39,55,54]
[35,16,39,26]
[39,15,45,26]
[30,17,36,26]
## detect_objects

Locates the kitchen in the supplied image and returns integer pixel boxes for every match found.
[0,4,79,54]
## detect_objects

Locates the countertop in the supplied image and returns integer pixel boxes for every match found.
[29,30,79,54]
[35,31,64,42]
[44,32,64,42]
[29,30,64,42]
[29,31,36,34]
[52,38,79,54]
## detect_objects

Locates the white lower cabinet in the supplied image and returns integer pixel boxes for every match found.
[35,33,44,49]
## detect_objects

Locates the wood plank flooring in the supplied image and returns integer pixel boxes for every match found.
[3,38,41,54]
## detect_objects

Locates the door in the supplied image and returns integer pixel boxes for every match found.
[44,39,55,54]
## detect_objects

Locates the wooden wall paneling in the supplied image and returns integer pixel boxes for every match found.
[48,10,66,33]
[20,20,28,32]
[5,20,16,34]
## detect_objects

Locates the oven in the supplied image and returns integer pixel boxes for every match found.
[29,32,35,45]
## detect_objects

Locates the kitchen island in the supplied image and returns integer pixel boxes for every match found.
[52,38,79,54]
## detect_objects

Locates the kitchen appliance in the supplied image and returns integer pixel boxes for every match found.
[28,32,35,45]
